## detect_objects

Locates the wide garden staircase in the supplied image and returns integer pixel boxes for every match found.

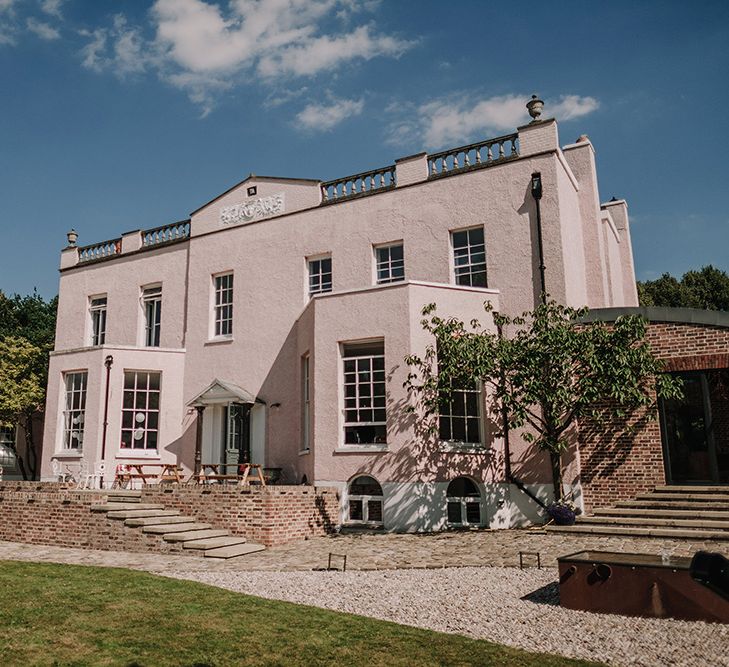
[91,490,265,559]
[547,485,729,541]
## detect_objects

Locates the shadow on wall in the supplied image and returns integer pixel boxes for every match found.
[162,410,198,474]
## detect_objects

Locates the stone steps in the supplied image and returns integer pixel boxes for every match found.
[554,485,729,541]
[614,499,729,510]
[91,503,165,512]
[204,543,267,559]
[164,529,230,543]
[91,494,265,559]
[125,515,191,528]
[635,492,729,502]
[577,515,729,531]
[183,536,248,550]
[143,522,213,535]
[593,507,729,520]
[107,509,182,520]
[546,523,729,540]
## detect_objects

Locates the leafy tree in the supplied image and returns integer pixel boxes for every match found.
[0,337,47,479]
[0,290,57,479]
[405,300,682,500]
[638,265,729,311]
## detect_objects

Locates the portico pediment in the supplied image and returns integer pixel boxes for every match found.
[188,379,261,407]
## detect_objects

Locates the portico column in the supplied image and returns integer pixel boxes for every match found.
[194,405,205,476]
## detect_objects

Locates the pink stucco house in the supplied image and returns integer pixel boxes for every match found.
[40,100,638,531]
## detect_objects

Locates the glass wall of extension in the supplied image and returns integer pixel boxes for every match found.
[660,369,729,484]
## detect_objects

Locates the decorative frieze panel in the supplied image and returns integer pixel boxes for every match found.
[220,192,285,226]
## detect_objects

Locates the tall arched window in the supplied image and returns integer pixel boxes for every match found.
[348,475,384,525]
[446,477,481,526]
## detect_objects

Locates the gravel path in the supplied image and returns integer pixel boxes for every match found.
[166,567,729,667]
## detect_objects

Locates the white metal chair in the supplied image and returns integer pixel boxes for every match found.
[77,462,106,490]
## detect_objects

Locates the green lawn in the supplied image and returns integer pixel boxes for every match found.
[0,561,600,667]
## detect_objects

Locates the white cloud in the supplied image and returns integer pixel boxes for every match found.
[147,0,413,112]
[76,0,414,116]
[388,93,600,148]
[550,94,600,120]
[296,96,363,131]
[26,17,59,40]
[40,0,63,18]
[80,15,152,77]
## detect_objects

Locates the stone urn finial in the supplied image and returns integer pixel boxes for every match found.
[526,94,544,122]
[66,229,78,247]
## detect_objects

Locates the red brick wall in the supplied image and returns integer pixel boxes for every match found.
[0,482,340,553]
[578,322,729,511]
[141,485,340,547]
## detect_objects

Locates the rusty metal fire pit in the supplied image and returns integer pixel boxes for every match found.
[557,550,729,623]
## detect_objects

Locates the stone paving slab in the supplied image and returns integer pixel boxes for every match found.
[1,529,728,574]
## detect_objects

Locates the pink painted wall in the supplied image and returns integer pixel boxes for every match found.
[42,118,638,493]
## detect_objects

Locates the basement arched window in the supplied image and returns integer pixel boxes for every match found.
[348,475,384,525]
[446,477,482,526]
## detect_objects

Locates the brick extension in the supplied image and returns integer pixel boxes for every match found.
[578,309,729,512]
[0,482,339,554]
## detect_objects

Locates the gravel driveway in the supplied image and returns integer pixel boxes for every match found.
[166,567,729,667]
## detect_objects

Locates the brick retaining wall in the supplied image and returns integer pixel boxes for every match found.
[578,321,729,511]
[141,485,340,546]
[0,482,340,553]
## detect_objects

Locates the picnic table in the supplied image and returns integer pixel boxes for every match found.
[190,463,267,486]
[113,463,184,489]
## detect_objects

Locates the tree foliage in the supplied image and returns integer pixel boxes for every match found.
[0,290,57,479]
[405,300,683,499]
[638,265,729,311]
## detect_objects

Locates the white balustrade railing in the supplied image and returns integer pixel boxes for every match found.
[77,238,121,263]
[428,133,519,177]
[142,220,191,247]
[321,165,396,203]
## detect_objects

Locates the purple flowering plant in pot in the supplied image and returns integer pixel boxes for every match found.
[546,500,578,526]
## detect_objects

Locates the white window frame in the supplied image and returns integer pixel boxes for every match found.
[301,354,310,452]
[347,475,384,526]
[89,295,107,346]
[446,477,482,527]
[342,341,387,446]
[374,242,405,285]
[439,382,483,447]
[213,273,234,338]
[62,371,88,450]
[451,226,487,288]
[141,285,162,347]
[120,370,161,452]
[308,255,332,297]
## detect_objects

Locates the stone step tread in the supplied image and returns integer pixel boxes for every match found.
[637,492,729,501]
[106,490,143,497]
[203,543,266,559]
[546,524,729,540]
[183,536,248,550]
[654,485,729,493]
[594,507,729,519]
[108,509,181,520]
[578,516,729,530]
[125,515,191,527]
[143,522,211,535]
[164,529,229,543]
[615,500,729,510]
[91,503,165,512]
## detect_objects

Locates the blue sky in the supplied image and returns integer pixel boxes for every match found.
[1,0,728,298]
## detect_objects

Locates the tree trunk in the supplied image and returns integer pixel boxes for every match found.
[23,412,37,480]
[550,450,563,502]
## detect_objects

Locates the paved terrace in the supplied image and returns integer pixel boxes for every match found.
[2,529,727,573]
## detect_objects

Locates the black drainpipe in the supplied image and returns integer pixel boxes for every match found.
[100,355,114,465]
[531,172,546,305]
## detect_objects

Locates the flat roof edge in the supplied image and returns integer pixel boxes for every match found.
[582,306,729,328]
